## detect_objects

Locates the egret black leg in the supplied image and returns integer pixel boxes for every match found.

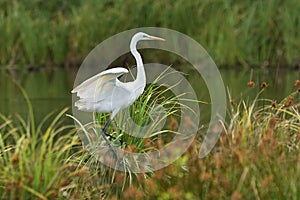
[99,127,118,159]
[104,119,125,146]
[101,119,118,159]
[103,118,111,132]
[102,118,116,139]
[100,118,118,159]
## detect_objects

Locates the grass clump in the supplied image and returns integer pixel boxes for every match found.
[100,72,182,152]
[0,108,80,199]
[107,85,300,199]
[1,75,300,199]
[73,68,196,176]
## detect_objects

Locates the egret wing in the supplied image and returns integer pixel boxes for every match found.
[71,67,128,101]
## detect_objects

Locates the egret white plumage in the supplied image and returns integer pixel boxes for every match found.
[71,32,165,156]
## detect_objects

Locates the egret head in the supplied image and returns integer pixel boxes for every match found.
[134,32,165,42]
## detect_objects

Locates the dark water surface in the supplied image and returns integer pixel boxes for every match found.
[0,68,74,119]
[0,67,299,122]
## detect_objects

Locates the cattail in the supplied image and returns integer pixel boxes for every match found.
[247,81,255,88]
[184,116,192,129]
[143,138,152,148]
[60,179,70,187]
[284,96,294,107]
[4,182,12,191]
[74,167,88,177]
[200,172,212,181]
[49,190,59,199]
[144,179,157,194]
[168,116,178,131]
[230,99,235,106]
[214,153,223,168]
[294,80,300,87]
[231,190,242,200]
[261,82,267,89]
[27,174,33,184]
[114,172,125,186]
[269,117,277,129]
[12,154,19,164]
[125,144,136,152]
[152,169,164,179]
[262,175,273,188]
[167,186,182,198]
[123,186,144,199]
[263,129,273,141]
[157,138,164,149]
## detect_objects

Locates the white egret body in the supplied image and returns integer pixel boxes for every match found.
[71,32,164,156]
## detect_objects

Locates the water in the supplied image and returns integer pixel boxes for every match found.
[0,67,299,121]
[221,68,300,100]
[0,68,74,120]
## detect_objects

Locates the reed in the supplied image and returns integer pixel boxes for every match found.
[1,0,299,68]
[109,83,300,199]
[0,78,299,199]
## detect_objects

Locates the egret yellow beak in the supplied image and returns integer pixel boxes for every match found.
[147,35,165,41]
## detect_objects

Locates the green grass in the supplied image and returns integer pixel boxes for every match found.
[1,76,300,199]
[0,108,78,199]
[108,86,300,200]
[0,0,300,68]
[69,68,193,181]
[99,69,185,162]
[0,94,299,199]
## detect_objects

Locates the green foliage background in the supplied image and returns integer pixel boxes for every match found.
[0,0,300,68]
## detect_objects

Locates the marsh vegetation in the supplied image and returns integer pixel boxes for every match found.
[1,0,300,199]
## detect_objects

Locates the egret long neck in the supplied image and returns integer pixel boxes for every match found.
[130,40,146,88]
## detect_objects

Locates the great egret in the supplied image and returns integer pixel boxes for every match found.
[72,32,165,156]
